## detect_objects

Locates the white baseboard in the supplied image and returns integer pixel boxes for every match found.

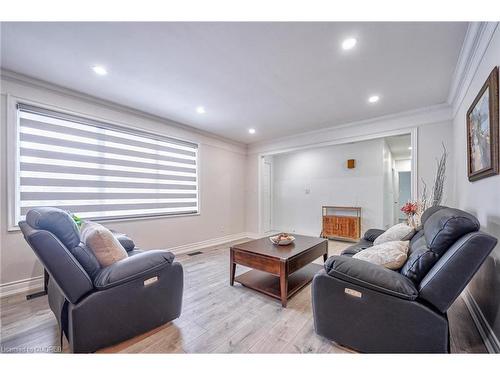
[462,289,500,353]
[0,275,45,299]
[0,232,265,299]
[168,231,261,255]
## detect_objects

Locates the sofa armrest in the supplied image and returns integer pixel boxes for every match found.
[110,230,136,251]
[94,250,175,289]
[325,255,418,300]
[363,228,385,242]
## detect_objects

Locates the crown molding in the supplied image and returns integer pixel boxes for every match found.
[248,103,452,155]
[0,69,247,154]
[447,22,499,117]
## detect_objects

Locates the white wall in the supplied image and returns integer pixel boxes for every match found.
[0,74,247,292]
[451,24,500,340]
[271,139,385,236]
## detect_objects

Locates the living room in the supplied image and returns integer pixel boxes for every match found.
[1,1,500,372]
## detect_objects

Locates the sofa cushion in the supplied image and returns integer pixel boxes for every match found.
[341,238,373,256]
[409,229,425,246]
[420,205,447,227]
[26,207,80,249]
[363,229,386,242]
[325,255,418,300]
[374,223,415,245]
[110,230,136,252]
[424,208,480,256]
[81,221,128,267]
[127,249,144,257]
[353,240,409,270]
[93,250,175,290]
[400,233,439,284]
[70,243,102,279]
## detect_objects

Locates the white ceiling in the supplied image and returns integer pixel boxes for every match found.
[386,134,412,159]
[0,22,467,144]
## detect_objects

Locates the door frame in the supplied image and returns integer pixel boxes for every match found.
[257,155,274,234]
[261,158,273,233]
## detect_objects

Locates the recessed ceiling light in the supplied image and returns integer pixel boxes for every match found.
[368,95,380,103]
[248,128,256,134]
[408,147,413,150]
[92,65,107,76]
[196,106,206,114]
[342,38,357,50]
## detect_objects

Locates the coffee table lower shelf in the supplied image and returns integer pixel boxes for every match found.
[233,263,323,304]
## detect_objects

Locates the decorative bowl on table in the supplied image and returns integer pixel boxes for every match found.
[269,233,295,246]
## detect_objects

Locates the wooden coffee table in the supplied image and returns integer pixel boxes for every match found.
[230,234,328,307]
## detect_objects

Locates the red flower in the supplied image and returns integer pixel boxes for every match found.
[401,202,418,215]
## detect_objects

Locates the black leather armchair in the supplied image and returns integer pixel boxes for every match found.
[312,206,497,353]
[19,207,183,353]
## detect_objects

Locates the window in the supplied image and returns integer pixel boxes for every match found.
[13,103,198,225]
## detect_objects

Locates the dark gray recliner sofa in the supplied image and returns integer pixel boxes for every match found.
[312,206,497,353]
[19,207,183,353]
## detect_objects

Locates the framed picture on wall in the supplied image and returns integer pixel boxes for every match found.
[466,66,499,182]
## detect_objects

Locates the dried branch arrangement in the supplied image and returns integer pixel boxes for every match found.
[432,143,448,206]
[421,143,448,209]
[403,143,448,228]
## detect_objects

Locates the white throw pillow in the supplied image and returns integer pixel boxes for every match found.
[373,223,415,245]
[80,221,128,267]
[353,240,410,270]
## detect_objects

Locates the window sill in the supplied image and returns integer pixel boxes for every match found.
[8,211,201,232]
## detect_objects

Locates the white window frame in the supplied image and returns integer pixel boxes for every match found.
[7,94,201,231]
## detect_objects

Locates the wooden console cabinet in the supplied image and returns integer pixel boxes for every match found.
[321,206,361,242]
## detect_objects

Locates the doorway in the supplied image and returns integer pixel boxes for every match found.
[385,134,413,225]
[397,171,411,222]
[257,129,417,235]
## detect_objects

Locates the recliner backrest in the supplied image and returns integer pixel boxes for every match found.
[423,208,480,255]
[26,207,81,249]
[406,205,447,250]
[19,207,99,303]
[420,205,447,227]
[26,207,101,278]
[400,207,481,285]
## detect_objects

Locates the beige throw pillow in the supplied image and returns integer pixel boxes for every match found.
[353,240,409,270]
[80,221,128,267]
[373,223,415,246]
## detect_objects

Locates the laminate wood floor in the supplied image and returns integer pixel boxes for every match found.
[0,240,488,353]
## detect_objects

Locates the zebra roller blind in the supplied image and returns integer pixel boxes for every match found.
[16,104,199,223]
